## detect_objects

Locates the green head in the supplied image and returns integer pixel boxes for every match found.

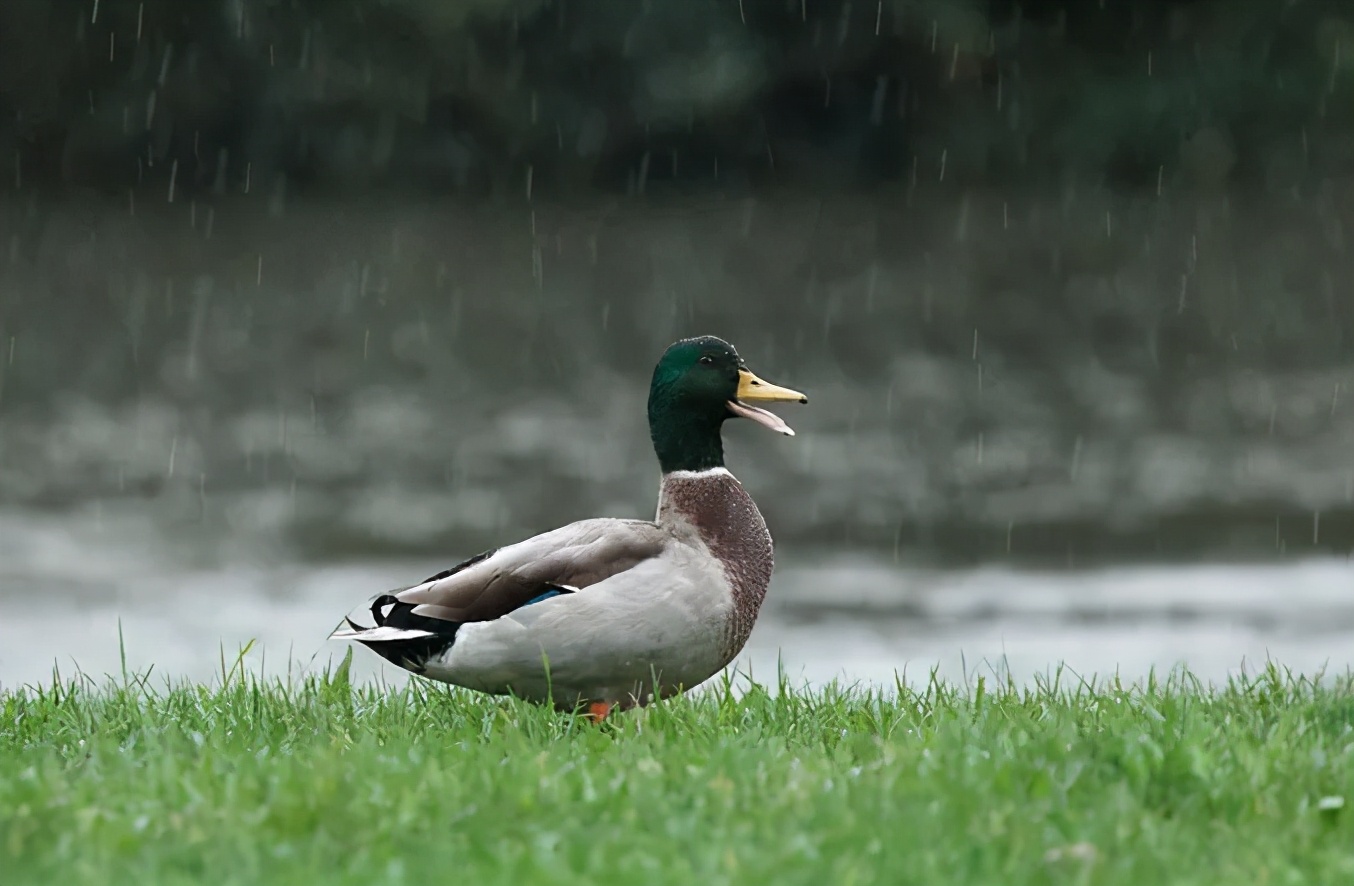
[647,335,807,474]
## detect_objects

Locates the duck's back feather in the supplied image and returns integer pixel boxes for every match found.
[401,518,666,622]
[330,518,671,674]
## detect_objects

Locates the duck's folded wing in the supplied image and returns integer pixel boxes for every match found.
[331,518,668,640]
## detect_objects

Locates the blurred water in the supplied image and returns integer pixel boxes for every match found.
[3,506,1350,692]
[4,2,1354,695]
[4,198,1354,569]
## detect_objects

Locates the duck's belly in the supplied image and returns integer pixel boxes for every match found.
[422,562,738,707]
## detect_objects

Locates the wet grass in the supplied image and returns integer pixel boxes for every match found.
[3,654,1353,886]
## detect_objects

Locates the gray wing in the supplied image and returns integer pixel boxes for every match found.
[334,518,670,635]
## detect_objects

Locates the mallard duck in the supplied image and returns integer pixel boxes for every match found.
[329,335,807,718]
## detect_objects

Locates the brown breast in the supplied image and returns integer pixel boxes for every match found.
[657,469,775,659]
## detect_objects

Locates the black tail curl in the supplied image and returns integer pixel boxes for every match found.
[356,594,461,673]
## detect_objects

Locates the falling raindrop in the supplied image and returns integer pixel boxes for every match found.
[157,45,173,86]
[869,76,886,125]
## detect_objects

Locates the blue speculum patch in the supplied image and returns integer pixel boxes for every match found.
[522,589,565,607]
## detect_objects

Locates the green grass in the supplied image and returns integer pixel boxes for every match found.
[3,654,1353,886]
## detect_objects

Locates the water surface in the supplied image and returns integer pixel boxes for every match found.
[4,507,1350,693]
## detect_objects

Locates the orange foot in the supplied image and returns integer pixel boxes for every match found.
[585,701,613,722]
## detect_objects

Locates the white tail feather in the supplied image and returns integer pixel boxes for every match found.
[329,624,436,643]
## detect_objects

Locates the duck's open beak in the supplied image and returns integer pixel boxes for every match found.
[727,369,808,437]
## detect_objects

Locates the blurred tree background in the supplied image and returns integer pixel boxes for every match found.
[0,0,1352,566]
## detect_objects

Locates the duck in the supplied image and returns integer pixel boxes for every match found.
[328,335,807,719]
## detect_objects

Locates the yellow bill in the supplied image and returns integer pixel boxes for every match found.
[727,369,808,436]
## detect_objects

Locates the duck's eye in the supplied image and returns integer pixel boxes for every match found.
[699,355,714,366]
